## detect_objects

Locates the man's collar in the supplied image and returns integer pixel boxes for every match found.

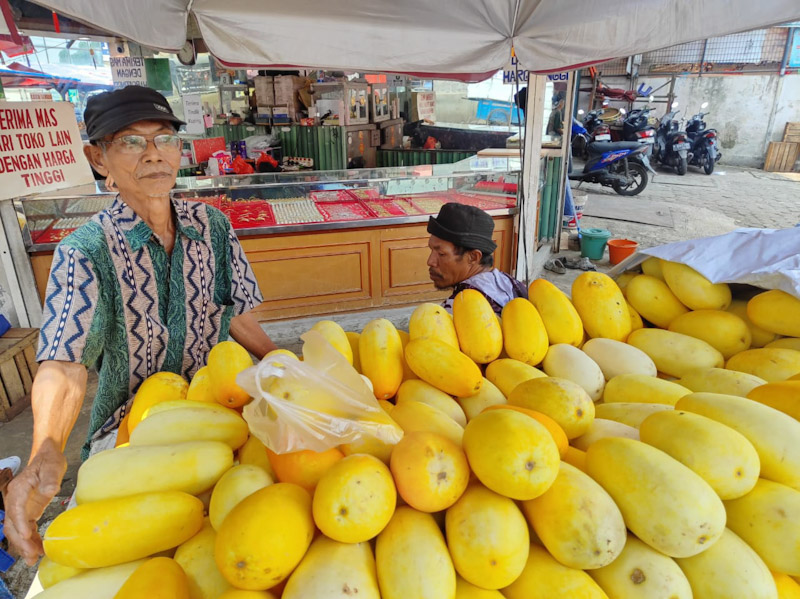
[108,195,203,251]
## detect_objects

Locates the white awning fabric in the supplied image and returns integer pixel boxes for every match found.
[29,0,800,78]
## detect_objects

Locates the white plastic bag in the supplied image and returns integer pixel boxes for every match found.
[239,330,403,453]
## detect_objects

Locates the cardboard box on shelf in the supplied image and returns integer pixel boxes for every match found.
[255,106,273,123]
[254,76,274,106]
[272,105,293,124]
[274,75,305,111]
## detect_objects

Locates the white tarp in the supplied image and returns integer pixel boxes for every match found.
[28,0,800,77]
[610,228,800,299]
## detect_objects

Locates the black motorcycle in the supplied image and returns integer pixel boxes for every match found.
[686,103,722,175]
[653,107,690,175]
[621,107,656,155]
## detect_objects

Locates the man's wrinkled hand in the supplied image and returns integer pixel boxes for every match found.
[3,439,67,566]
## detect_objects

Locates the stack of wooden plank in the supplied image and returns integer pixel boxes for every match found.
[764,122,800,172]
[0,328,38,422]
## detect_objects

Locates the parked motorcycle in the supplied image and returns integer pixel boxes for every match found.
[582,109,612,142]
[569,119,654,196]
[573,108,612,158]
[621,107,656,154]
[653,103,690,175]
[686,102,722,175]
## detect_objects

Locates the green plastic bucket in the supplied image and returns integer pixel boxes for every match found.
[580,228,612,260]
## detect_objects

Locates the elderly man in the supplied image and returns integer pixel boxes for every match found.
[427,203,527,314]
[5,87,277,565]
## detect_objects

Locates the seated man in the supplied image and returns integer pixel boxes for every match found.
[427,203,527,314]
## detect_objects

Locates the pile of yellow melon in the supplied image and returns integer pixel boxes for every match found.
[34,257,800,599]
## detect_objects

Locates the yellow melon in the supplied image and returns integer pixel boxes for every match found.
[521,462,626,569]
[508,377,595,439]
[360,318,405,400]
[728,298,778,348]
[484,358,546,397]
[376,507,456,599]
[445,484,529,590]
[528,278,584,346]
[112,557,189,599]
[726,348,800,382]
[669,310,751,359]
[409,302,460,348]
[502,543,608,599]
[215,483,314,590]
[589,534,692,599]
[310,320,353,364]
[626,274,689,329]
[453,289,503,364]
[674,528,777,599]
[462,410,559,500]
[661,260,732,310]
[207,341,254,408]
[501,298,549,366]
[405,338,483,397]
[390,431,469,512]
[571,272,631,341]
[313,454,396,543]
[128,371,189,434]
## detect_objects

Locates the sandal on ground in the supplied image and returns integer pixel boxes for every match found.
[544,258,566,274]
[564,257,597,271]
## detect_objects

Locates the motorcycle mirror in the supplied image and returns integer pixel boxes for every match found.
[701,102,709,109]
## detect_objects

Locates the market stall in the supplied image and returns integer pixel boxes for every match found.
[5,1,800,597]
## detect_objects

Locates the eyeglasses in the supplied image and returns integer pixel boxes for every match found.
[99,134,182,155]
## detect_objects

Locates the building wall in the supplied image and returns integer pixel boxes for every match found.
[578,73,800,168]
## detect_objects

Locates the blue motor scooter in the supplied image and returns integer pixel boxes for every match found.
[569,119,654,196]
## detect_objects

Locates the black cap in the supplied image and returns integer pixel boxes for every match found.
[428,203,497,255]
[84,86,186,141]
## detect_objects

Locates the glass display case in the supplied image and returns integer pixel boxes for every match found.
[8,156,520,321]
[14,157,520,251]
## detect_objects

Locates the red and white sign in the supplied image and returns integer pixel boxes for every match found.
[0,101,94,200]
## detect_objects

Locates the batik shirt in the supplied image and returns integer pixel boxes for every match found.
[36,196,264,459]
[442,270,528,315]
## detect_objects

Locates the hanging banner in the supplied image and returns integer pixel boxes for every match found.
[182,93,205,135]
[503,49,528,85]
[0,102,94,200]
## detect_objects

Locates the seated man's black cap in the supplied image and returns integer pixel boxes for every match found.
[428,203,497,255]
[84,87,186,142]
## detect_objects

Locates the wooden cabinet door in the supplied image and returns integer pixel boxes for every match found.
[240,229,381,320]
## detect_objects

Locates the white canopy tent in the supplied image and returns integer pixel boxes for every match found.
[25,0,800,78]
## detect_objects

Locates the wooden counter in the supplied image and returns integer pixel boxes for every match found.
[29,215,516,322]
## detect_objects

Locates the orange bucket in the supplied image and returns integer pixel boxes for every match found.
[607,239,639,265]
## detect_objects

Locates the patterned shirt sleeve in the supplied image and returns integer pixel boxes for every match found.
[227,225,264,316]
[36,244,102,365]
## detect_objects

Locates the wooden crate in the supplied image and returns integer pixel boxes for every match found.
[784,122,800,144]
[764,141,800,172]
[0,328,39,422]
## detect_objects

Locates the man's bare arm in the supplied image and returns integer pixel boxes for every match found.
[4,360,87,565]
[229,312,278,359]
